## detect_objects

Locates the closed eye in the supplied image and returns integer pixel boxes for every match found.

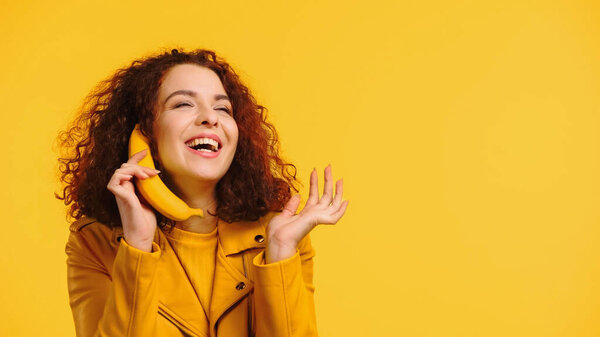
[217,107,232,114]
[175,102,193,108]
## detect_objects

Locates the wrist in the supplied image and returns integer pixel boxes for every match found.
[123,235,153,252]
[265,244,297,264]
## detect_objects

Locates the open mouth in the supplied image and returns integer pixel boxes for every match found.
[185,137,221,153]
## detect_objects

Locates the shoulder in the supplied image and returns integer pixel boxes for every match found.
[66,217,121,261]
[69,217,121,237]
[69,216,101,232]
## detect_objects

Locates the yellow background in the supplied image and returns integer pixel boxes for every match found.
[1,0,599,335]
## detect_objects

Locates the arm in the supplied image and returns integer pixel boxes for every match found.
[66,227,161,337]
[251,165,348,336]
[251,234,318,337]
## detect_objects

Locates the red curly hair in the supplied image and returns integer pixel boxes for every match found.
[56,48,299,228]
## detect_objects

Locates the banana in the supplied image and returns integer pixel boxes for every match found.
[128,124,204,221]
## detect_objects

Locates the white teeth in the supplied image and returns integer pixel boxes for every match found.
[185,137,219,152]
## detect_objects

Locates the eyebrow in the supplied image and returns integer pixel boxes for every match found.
[163,90,230,105]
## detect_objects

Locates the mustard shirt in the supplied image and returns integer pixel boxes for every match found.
[163,224,218,335]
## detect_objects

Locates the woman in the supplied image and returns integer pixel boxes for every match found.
[57,48,348,337]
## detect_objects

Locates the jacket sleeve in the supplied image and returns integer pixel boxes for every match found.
[66,226,162,337]
[251,234,318,337]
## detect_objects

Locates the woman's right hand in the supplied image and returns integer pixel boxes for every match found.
[106,149,161,252]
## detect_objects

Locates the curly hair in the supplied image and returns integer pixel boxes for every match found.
[56,48,299,228]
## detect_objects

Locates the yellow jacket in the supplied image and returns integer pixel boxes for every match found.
[65,212,318,337]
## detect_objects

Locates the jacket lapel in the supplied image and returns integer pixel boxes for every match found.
[113,227,209,336]
[208,218,268,336]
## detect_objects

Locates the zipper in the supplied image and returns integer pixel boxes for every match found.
[242,253,255,337]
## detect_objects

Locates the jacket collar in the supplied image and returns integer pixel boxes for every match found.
[112,214,271,255]
[217,217,268,256]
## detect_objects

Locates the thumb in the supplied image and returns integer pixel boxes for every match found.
[281,194,301,217]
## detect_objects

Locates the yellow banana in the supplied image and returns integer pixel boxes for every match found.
[128,124,204,221]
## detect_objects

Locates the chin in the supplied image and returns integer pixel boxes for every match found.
[190,171,226,183]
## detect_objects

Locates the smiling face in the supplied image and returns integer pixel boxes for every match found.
[153,64,238,190]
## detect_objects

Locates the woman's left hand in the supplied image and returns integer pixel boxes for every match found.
[265,165,349,264]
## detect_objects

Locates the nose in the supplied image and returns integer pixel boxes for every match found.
[194,106,218,127]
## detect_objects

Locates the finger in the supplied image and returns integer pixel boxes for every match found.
[115,170,149,182]
[108,173,136,190]
[318,200,349,225]
[319,165,333,205]
[116,165,159,179]
[108,171,133,186]
[281,194,302,217]
[331,178,343,208]
[330,200,349,221]
[107,173,134,195]
[142,166,160,174]
[121,163,160,174]
[128,149,148,164]
[108,171,151,205]
[306,168,319,205]
[107,167,154,195]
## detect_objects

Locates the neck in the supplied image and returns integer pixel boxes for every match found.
[176,213,218,234]
[164,173,220,234]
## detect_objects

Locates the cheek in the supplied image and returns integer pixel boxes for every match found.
[232,124,239,145]
[225,119,239,146]
[154,133,179,170]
